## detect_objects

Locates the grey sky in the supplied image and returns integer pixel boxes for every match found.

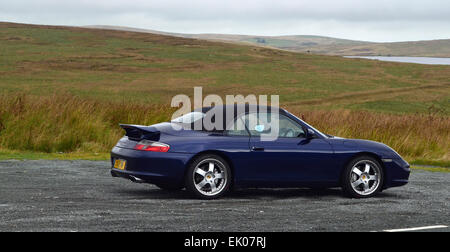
[1,0,449,42]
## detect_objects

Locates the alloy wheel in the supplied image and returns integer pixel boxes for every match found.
[350,160,381,196]
[193,158,228,196]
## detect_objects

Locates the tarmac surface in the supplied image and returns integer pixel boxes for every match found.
[0,160,448,232]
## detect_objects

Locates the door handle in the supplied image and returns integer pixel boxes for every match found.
[252,146,265,151]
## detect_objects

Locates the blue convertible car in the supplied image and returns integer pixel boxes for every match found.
[111,105,410,199]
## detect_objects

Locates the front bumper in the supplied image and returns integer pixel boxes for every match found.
[110,146,194,186]
[383,158,411,188]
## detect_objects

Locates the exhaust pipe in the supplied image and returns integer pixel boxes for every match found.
[129,175,144,184]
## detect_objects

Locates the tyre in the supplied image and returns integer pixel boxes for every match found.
[185,154,232,199]
[154,183,184,191]
[342,156,384,198]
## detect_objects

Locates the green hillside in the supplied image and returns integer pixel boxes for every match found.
[2,22,449,113]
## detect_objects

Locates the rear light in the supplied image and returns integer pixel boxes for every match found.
[135,140,170,152]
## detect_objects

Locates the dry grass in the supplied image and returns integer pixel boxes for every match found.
[288,108,450,162]
[0,93,448,162]
[0,93,175,153]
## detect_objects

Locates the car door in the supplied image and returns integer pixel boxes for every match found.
[241,112,335,187]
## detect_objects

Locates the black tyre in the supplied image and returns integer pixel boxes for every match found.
[185,154,232,199]
[342,155,384,198]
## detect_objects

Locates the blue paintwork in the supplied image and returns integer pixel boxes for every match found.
[111,107,410,190]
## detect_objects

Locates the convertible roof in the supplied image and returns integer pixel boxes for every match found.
[191,104,285,132]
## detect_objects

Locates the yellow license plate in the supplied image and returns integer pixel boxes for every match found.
[114,159,127,170]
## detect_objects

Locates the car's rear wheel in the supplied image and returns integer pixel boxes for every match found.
[185,154,232,199]
[342,156,383,198]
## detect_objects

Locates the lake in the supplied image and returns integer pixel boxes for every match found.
[344,56,450,65]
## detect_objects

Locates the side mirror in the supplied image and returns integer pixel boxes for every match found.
[306,129,316,139]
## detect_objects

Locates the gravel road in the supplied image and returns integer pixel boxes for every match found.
[0,160,448,232]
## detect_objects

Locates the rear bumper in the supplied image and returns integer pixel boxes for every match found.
[110,146,194,186]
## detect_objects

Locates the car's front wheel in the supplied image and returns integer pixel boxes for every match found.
[342,156,384,198]
[185,154,232,199]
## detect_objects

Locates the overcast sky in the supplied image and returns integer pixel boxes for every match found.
[1,0,449,42]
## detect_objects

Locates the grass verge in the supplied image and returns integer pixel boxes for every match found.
[410,159,450,168]
[0,149,109,161]
[411,165,450,173]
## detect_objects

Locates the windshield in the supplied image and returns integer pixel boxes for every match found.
[171,112,206,124]
[286,111,329,138]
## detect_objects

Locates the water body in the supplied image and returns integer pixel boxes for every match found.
[344,56,450,65]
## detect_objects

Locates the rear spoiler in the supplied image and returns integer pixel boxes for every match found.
[119,124,160,141]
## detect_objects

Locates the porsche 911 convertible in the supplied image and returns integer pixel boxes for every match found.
[111,105,410,199]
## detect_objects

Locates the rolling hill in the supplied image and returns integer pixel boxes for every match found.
[86,25,450,57]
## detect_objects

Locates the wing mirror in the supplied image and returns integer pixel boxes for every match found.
[306,129,317,139]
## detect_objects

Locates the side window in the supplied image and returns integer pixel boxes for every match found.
[225,115,249,136]
[245,112,305,138]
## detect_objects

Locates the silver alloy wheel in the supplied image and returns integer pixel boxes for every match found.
[350,160,381,196]
[193,158,228,196]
